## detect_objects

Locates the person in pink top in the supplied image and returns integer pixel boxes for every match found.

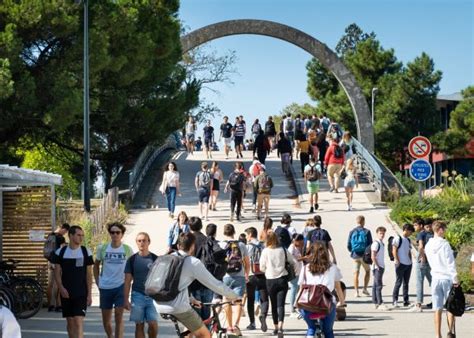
[324,137,345,193]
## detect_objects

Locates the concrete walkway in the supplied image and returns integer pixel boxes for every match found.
[20,149,473,337]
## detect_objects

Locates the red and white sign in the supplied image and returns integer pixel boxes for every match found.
[408,136,431,159]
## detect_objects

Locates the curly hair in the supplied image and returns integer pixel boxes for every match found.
[308,242,331,275]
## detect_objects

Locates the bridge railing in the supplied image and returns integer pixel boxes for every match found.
[129,134,180,201]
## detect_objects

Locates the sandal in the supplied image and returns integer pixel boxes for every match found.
[233,326,242,336]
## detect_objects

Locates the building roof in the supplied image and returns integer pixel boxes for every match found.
[0,165,62,186]
[437,92,463,102]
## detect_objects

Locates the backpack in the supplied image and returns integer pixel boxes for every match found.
[445,286,465,317]
[144,253,189,302]
[43,233,58,262]
[252,123,260,134]
[99,243,133,275]
[295,120,303,133]
[225,241,243,273]
[285,119,294,132]
[202,238,228,280]
[258,174,272,194]
[249,243,264,275]
[363,241,380,265]
[252,163,262,177]
[198,171,211,188]
[275,226,292,249]
[333,145,343,159]
[387,235,402,261]
[229,172,244,191]
[310,229,327,245]
[350,229,368,255]
[307,164,321,182]
[321,118,330,132]
[128,252,158,277]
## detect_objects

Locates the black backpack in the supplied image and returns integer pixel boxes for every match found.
[310,228,327,245]
[229,172,244,191]
[387,235,402,261]
[333,145,343,159]
[144,253,188,302]
[202,238,228,280]
[249,243,264,275]
[363,241,380,265]
[275,226,291,249]
[445,286,465,317]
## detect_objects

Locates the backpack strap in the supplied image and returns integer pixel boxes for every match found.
[80,246,89,260]
[59,245,68,259]
[129,253,137,277]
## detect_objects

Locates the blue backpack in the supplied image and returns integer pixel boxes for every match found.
[351,229,367,255]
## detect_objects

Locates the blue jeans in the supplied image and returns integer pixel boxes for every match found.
[289,277,299,312]
[166,187,177,213]
[416,261,432,304]
[191,288,214,320]
[301,304,336,338]
[372,267,384,305]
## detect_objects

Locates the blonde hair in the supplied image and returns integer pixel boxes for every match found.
[265,231,280,248]
[136,232,151,242]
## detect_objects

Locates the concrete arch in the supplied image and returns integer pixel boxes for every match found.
[181,19,374,152]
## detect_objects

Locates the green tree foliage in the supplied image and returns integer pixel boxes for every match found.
[0,0,200,189]
[432,86,474,155]
[305,23,442,169]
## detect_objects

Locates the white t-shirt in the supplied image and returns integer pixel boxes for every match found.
[164,171,179,187]
[371,240,385,269]
[393,236,412,265]
[288,244,303,276]
[298,264,343,293]
[0,306,21,338]
[96,243,133,289]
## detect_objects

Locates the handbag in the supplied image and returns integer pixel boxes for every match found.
[296,267,333,315]
[283,248,296,282]
[159,173,168,194]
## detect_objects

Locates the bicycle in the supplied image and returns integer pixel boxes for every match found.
[0,259,44,319]
[161,301,236,338]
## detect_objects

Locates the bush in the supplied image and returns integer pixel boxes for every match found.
[445,217,474,251]
[395,172,418,195]
[456,243,474,293]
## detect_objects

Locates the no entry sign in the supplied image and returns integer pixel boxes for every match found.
[410,159,432,182]
[408,136,431,159]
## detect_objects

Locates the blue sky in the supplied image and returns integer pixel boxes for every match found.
[179,0,473,128]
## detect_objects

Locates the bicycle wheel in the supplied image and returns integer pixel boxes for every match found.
[10,277,43,319]
[0,286,16,313]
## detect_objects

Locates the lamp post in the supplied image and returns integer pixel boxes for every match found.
[371,87,378,127]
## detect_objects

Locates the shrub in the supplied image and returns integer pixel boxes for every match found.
[445,217,474,251]
[456,243,474,294]
[395,172,418,195]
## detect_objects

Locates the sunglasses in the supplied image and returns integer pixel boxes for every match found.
[109,231,122,235]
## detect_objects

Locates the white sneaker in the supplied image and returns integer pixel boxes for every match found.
[362,289,370,296]
[377,304,389,311]
[392,301,399,309]
[408,305,422,312]
[289,311,299,318]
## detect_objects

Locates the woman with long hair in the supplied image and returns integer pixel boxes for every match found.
[259,217,274,243]
[161,161,181,218]
[298,242,346,338]
[343,158,359,211]
[259,231,296,337]
[166,211,189,253]
[209,161,224,211]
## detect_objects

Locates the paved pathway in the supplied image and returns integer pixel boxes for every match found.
[20,149,473,337]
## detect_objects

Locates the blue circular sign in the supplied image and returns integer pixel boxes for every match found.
[409,159,432,182]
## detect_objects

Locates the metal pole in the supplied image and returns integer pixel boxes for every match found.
[83,0,91,212]
[418,182,423,203]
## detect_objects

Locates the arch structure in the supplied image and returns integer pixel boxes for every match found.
[181,19,374,152]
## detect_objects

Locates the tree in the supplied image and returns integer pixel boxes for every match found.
[0,0,200,191]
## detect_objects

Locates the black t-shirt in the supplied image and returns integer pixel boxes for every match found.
[220,123,233,138]
[204,126,214,140]
[51,232,66,249]
[265,121,276,135]
[307,228,332,246]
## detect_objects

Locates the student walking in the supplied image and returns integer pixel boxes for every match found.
[259,217,273,243]
[195,162,212,221]
[288,234,304,318]
[220,116,234,159]
[249,159,263,212]
[209,161,224,211]
[305,215,337,264]
[185,116,197,155]
[233,117,246,158]
[282,113,295,149]
[347,215,372,297]
[277,132,292,175]
[425,221,459,338]
[52,225,94,338]
[123,232,159,338]
[298,134,311,176]
[203,120,215,159]
[298,242,346,338]
[343,158,359,210]
[251,119,262,141]
[161,162,181,218]
[94,223,134,338]
[304,156,322,213]
[167,211,190,253]
[245,227,269,332]
[259,231,296,338]
[253,130,271,164]
[254,165,274,220]
[225,162,245,222]
[324,137,345,193]
[371,227,388,310]
[392,223,415,307]
[264,116,277,151]
[274,213,296,249]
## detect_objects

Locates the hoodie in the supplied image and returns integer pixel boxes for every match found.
[425,236,458,283]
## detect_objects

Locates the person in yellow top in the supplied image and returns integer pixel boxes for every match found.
[297,134,311,177]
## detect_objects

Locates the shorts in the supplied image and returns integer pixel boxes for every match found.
[223,276,246,297]
[186,133,195,143]
[353,257,370,273]
[61,296,87,318]
[344,177,356,188]
[432,279,452,310]
[198,187,210,203]
[172,308,204,333]
[212,179,220,191]
[100,284,125,309]
[307,181,319,194]
[130,291,159,323]
[204,138,213,149]
[327,164,342,178]
[223,137,232,147]
[234,136,244,146]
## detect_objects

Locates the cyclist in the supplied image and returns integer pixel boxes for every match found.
[154,233,239,338]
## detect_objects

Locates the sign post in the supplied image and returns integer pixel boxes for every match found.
[408,136,432,203]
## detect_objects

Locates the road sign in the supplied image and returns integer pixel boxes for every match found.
[409,159,432,182]
[408,136,432,159]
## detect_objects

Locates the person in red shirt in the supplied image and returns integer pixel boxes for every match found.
[324,137,345,193]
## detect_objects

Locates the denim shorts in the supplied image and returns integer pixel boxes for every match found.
[432,279,452,310]
[223,276,246,297]
[198,187,210,203]
[130,291,159,323]
[100,284,124,309]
